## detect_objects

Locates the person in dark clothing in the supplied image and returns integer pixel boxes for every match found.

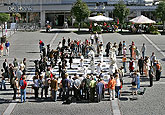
[62,74,70,101]
[62,37,66,47]
[68,38,70,47]
[8,64,14,87]
[138,57,144,75]
[54,51,58,66]
[3,59,8,78]
[105,42,110,57]
[58,62,62,78]
[69,53,73,69]
[81,75,91,100]
[118,42,122,56]
[149,68,154,87]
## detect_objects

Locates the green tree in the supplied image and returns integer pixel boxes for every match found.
[0,13,10,37]
[156,1,165,32]
[71,0,90,31]
[113,1,130,32]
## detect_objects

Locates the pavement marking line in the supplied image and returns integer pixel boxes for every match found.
[142,34,165,57]
[50,32,59,46]
[3,103,17,115]
[111,100,121,115]
[101,34,121,115]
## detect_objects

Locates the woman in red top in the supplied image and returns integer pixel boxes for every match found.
[0,43,4,57]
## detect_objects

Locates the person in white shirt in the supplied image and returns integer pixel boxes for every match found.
[115,74,121,98]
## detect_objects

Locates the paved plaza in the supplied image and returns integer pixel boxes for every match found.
[0,29,165,115]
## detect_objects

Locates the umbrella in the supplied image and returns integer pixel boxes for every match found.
[129,15,156,24]
[88,15,113,22]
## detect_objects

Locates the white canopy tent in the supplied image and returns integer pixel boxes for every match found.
[88,15,113,22]
[129,15,156,24]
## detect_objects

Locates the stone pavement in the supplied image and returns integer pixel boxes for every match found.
[0,29,165,115]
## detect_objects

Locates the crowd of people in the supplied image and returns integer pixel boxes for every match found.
[0,33,163,103]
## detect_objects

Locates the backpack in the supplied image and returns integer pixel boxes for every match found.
[20,80,24,87]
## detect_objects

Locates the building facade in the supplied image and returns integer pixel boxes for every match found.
[0,0,157,27]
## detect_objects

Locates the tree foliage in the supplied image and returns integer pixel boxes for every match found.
[156,2,165,22]
[156,1,165,31]
[71,0,90,30]
[0,13,10,23]
[113,1,130,24]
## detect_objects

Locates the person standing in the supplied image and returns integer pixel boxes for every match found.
[149,67,154,87]
[51,76,58,102]
[105,42,110,57]
[0,69,6,90]
[141,43,146,59]
[33,75,39,99]
[108,76,116,100]
[5,41,10,56]
[73,75,81,101]
[3,59,8,79]
[115,74,121,98]
[12,77,18,100]
[62,74,70,101]
[90,33,94,45]
[62,37,66,47]
[39,40,44,53]
[0,43,3,57]
[69,53,73,69]
[20,76,27,103]
[156,61,162,81]
[118,42,122,56]
[89,77,96,102]
[96,79,104,102]
[138,57,144,75]
[150,52,156,66]
[122,54,127,73]
[82,75,91,100]
[129,58,135,74]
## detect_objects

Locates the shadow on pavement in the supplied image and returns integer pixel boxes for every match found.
[119,97,129,101]
[26,52,40,54]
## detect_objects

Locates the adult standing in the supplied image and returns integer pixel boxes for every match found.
[108,76,116,100]
[141,43,146,59]
[39,40,44,53]
[62,37,66,47]
[20,76,27,103]
[3,59,8,79]
[89,77,96,102]
[33,75,40,99]
[122,54,127,73]
[149,67,154,87]
[51,76,58,102]
[69,53,73,69]
[115,74,121,98]
[150,52,156,66]
[129,58,135,73]
[118,42,122,56]
[82,75,91,100]
[12,77,18,100]
[0,43,3,57]
[105,42,110,57]
[5,41,10,56]
[156,61,162,81]
[0,69,6,90]
[90,33,94,45]
[138,57,144,75]
[96,79,104,102]
[62,74,70,101]
[73,75,81,101]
